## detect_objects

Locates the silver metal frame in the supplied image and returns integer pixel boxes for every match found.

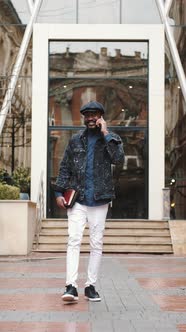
[156,0,186,103]
[27,0,34,13]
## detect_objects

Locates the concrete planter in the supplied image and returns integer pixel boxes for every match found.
[169,220,186,255]
[0,200,36,255]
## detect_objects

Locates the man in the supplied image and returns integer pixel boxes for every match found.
[55,101,124,302]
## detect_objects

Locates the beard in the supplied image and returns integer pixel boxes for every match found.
[84,119,97,128]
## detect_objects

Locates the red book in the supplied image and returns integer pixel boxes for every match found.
[63,189,78,208]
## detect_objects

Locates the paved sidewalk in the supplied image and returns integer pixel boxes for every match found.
[0,252,186,331]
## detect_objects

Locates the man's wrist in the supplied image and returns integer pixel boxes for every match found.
[55,192,63,198]
[104,133,113,142]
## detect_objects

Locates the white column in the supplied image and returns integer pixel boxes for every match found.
[148,26,165,219]
[31,25,49,214]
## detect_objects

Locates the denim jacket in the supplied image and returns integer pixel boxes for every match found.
[55,128,124,202]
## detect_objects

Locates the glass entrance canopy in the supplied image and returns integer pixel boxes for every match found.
[11,0,161,25]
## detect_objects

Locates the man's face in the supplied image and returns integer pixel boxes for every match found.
[83,110,102,129]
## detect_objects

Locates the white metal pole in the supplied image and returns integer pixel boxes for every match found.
[156,0,186,103]
[0,0,43,136]
[164,0,173,15]
[27,0,34,13]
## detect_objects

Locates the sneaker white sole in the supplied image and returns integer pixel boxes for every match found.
[84,296,101,302]
[62,294,78,302]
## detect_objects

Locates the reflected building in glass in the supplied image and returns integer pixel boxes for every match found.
[48,41,148,218]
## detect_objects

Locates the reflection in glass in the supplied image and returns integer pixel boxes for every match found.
[48,128,147,219]
[39,0,77,24]
[121,0,161,24]
[0,76,32,173]
[111,129,147,218]
[49,41,148,128]
[165,5,186,219]
[49,78,147,127]
[169,0,186,27]
[49,41,148,69]
[48,128,77,218]
[48,40,148,219]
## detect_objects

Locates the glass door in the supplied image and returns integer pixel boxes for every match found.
[47,40,148,218]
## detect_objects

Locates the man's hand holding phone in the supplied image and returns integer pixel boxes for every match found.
[96,116,108,136]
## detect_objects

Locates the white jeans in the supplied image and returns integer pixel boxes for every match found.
[66,202,109,288]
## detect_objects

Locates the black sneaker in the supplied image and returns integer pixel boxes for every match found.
[84,285,101,302]
[62,284,78,302]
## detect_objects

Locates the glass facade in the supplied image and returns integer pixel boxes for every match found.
[11,0,161,24]
[48,40,148,218]
[0,0,186,219]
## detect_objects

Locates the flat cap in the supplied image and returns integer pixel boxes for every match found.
[80,101,105,114]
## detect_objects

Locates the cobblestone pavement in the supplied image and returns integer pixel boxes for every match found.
[0,252,186,331]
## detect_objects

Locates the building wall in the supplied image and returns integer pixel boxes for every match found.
[165,0,186,219]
